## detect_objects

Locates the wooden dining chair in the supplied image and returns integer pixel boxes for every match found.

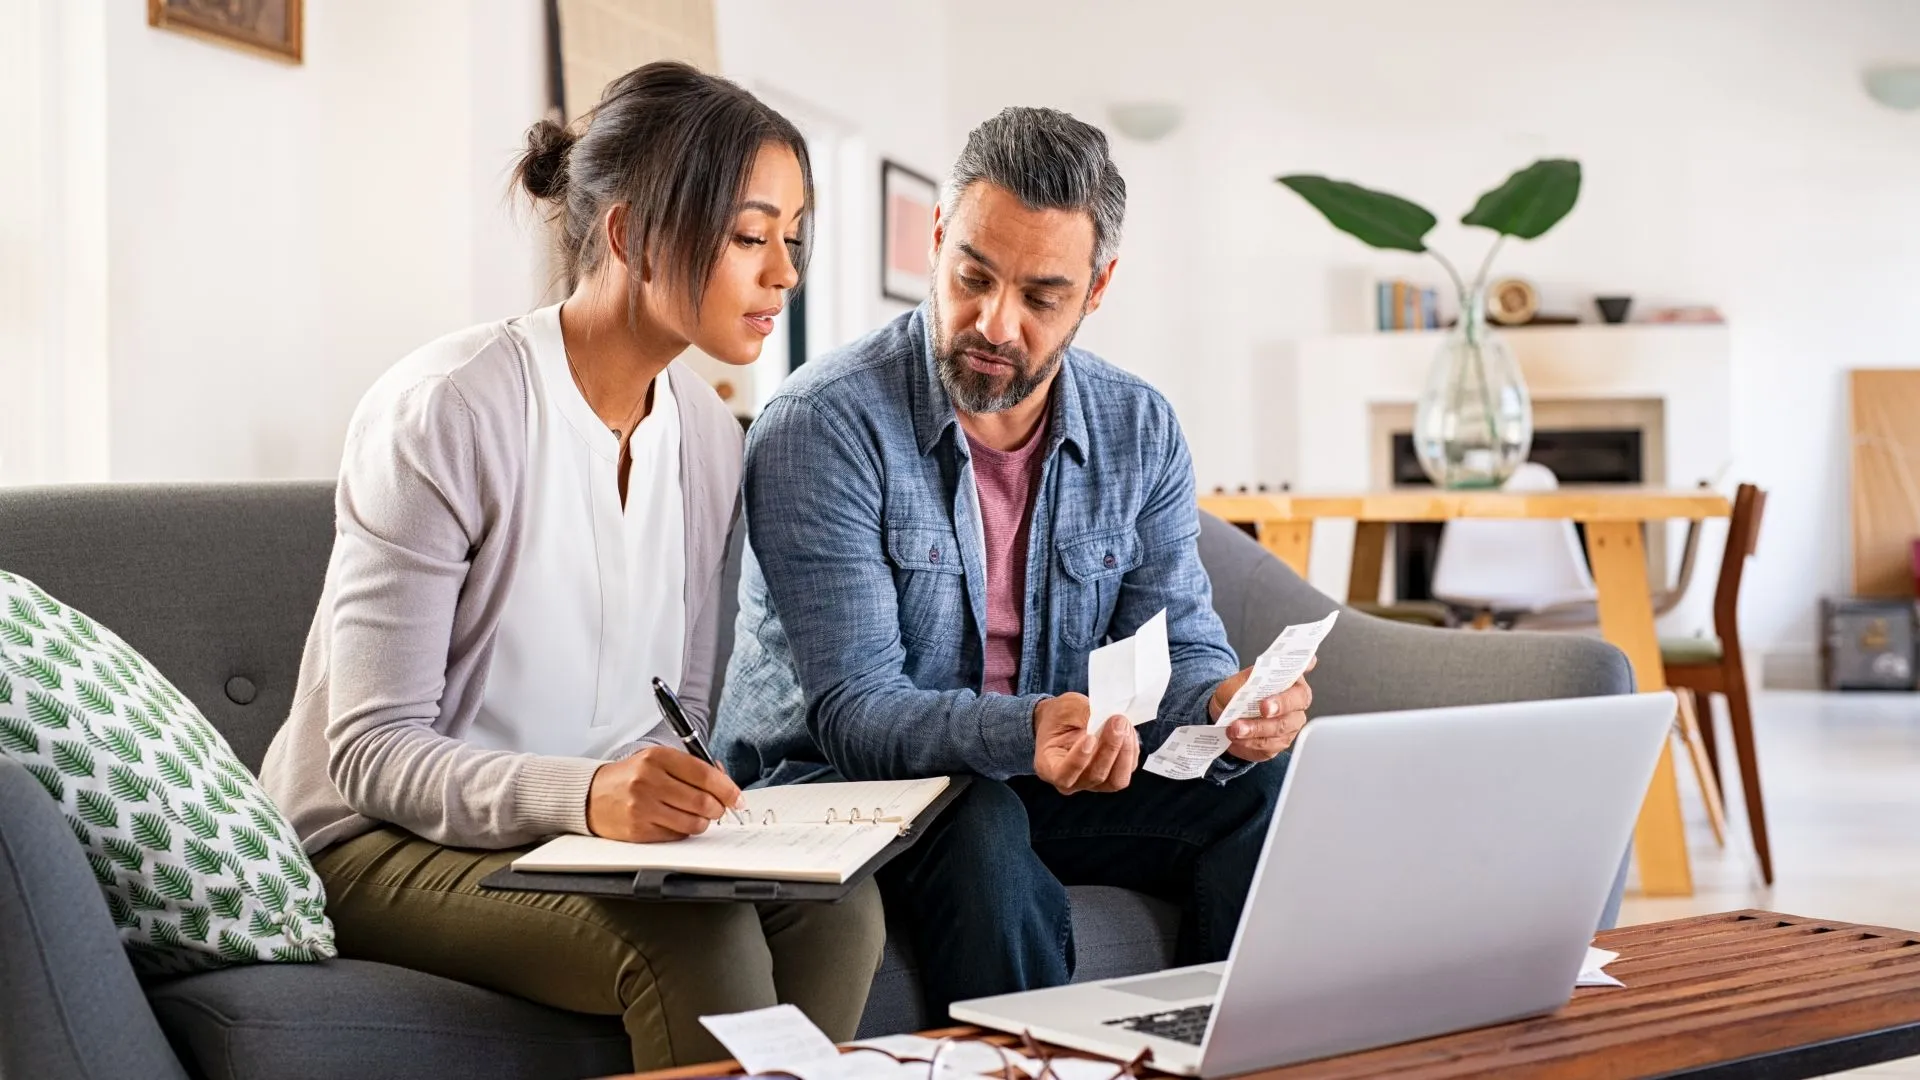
[1662,483,1772,884]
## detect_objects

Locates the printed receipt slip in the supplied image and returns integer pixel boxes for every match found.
[1144,611,1339,781]
[510,777,950,884]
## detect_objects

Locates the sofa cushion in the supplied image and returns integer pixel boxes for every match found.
[0,569,336,975]
[857,885,1179,1037]
[148,958,631,1080]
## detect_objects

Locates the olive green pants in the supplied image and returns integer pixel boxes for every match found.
[313,826,888,1070]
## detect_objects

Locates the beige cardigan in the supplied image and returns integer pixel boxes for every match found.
[261,315,744,854]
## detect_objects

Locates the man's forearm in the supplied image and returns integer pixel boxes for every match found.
[810,676,1047,781]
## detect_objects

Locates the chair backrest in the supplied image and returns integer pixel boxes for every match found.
[1429,463,1598,612]
[1713,484,1767,652]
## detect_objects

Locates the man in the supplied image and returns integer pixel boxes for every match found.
[714,107,1312,1017]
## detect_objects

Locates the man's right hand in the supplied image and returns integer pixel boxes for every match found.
[1033,693,1138,795]
[586,747,746,842]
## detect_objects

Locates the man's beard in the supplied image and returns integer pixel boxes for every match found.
[930,292,1081,414]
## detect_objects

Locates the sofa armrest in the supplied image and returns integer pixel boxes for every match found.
[0,756,190,1080]
[1198,514,1636,930]
[1199,515,1635,711]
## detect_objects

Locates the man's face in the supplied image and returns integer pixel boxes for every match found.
[928,182,1115,414]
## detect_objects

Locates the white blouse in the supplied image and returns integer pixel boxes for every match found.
[469,303,687,759]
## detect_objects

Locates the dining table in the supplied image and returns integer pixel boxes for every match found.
[1198,488,1734,897]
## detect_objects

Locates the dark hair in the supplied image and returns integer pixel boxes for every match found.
[514,60,812,313]
[944,106,1126,270]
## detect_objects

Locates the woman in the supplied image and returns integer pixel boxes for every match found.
[260,61,885,1069]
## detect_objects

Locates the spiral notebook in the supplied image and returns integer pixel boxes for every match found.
[508,777,952,885]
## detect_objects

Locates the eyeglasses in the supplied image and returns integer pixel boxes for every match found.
[841,1032,1154,1080]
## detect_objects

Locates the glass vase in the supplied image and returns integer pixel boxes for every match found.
[1411,287,1533,489]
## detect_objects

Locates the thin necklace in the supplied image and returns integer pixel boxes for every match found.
[566,349,651,441]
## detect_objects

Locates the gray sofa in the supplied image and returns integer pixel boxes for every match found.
[0,482,1634,1080]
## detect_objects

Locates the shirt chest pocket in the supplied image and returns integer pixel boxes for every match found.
[1055,528,1143,649]
[886,522,967,648]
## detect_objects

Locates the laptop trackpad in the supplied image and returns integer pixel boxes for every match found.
[1110,970,1222,1002]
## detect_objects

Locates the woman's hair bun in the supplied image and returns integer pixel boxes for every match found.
[515,118,577,201]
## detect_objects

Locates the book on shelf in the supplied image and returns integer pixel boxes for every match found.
[1375,279,1443,331]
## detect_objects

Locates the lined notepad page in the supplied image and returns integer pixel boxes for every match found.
[511,824,897,883]
[725,777,950,830]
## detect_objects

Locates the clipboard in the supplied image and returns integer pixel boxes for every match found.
[477,775,970,903]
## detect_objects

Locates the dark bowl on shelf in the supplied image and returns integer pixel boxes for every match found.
[1596,295,1633,324]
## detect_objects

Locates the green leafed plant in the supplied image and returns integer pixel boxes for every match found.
[1276,159,1582,299]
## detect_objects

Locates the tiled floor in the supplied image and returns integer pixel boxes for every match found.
[1617,691,1920,1078]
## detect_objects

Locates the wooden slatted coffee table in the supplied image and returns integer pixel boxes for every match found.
[627,911,1920,1080]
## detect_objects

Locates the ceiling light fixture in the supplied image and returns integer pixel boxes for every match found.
[1107,102,1183,142]
[1864,66,1920,111]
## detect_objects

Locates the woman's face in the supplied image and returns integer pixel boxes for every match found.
[643,141,807,367]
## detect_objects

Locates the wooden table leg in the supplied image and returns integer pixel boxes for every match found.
[1257,520,1313,578]
[1348,521,1389,605]
[1585,520,1693,897]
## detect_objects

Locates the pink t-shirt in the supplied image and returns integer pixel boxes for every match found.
[965,417,1050,695]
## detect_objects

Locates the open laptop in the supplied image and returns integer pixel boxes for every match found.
[950,692,1674,1077]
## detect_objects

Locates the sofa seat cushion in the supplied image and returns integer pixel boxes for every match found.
[148,958,631,1080]
[856,885,1180,1038]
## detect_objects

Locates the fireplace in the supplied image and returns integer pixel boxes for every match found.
[1287,325,1726,640]
[1388,428,1647,603]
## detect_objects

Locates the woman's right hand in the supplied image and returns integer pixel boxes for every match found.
[585,747,747,842]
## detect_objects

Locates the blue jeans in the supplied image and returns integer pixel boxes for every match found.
[877,760,1289,1020]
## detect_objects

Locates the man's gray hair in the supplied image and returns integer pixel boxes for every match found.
[942,106,1127,271]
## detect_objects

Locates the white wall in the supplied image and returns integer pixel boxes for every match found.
[716,0,951,348]
[941,0,1920,661]
[102,0,548,482]
[2,0,110,486]
[56,0,949,483]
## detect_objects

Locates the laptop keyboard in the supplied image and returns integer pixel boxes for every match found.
[1105,1003,1213,1046]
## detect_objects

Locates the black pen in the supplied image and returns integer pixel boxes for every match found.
[651,677,719,767]
[651,678,746,825]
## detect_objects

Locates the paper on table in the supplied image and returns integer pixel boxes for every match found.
[1041,1058,1133,1080]
[1087,609,1170,737]
[700,1004,837,1075]
[702,1007,917,1080]
[1577,945,1623,988]
[1143,612,1338,781]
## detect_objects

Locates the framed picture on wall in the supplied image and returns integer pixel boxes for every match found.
[881,160,938,304]
[148,0,304,64]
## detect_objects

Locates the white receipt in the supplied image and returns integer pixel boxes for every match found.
[1086,609,1170,737]
[703,1007,931,1080]
[1144,611,1338,781]
[1140,725,1234,780]
[1215,611,1338,724]
[1042,1059,1137,1080]
[1577,946,1624,988]
[700,1005,838,1075]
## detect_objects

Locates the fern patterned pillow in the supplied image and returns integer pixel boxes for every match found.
[0,568,336,975]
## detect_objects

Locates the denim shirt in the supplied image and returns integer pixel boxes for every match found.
[714,307,1247,788]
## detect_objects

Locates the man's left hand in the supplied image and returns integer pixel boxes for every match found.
[1208,656,1316,763]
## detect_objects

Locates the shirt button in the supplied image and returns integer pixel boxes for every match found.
[929,545,940,563]
[1104,552,1117,568]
